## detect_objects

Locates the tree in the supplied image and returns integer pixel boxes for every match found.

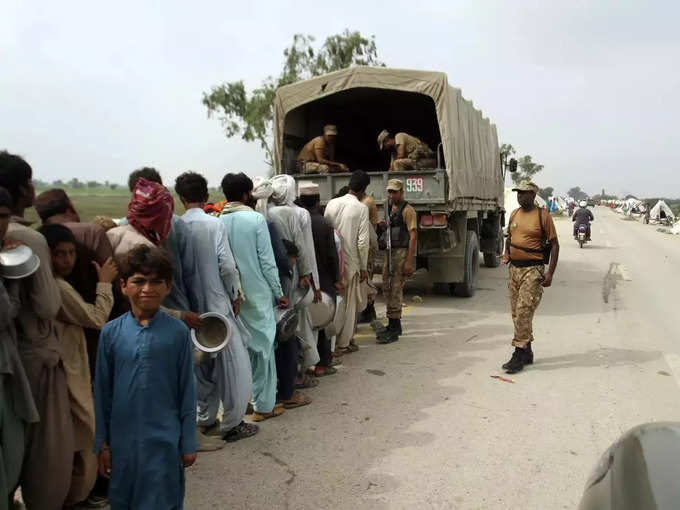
[500,143,516,161]
[202,30,384,167]
[68,178,84,189]
[568,187,589,201]
[52,179,64,186]
[538,186,554,202]
[109,183,119,190]
[511,155,544,185]
[87,180,100,188]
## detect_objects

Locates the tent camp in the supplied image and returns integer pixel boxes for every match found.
[650,200,676,222]
[535,195,547,209]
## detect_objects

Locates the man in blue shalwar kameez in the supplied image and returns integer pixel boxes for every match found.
[219,173,289,422]
[93,245,197,510]
[175,171,259,443]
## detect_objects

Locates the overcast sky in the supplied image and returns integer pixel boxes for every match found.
[2,1,678,197]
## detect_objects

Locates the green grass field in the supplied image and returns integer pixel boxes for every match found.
[27,186,224,225]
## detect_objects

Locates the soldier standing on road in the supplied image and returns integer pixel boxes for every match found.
[377,179,417,344]
[502,181,560,373]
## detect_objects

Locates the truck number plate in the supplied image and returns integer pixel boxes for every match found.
[406,177,424,193]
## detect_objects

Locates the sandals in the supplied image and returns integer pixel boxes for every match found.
[335,344,359,356]
[223,421,259,442]
[252,405,285,422]
[279,391,312,409]
[295,374,319,389]
[309,366,338,377]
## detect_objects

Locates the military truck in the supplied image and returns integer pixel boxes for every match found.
[273,67,511,297]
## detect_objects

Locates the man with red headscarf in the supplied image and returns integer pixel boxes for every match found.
[107,178,174,254]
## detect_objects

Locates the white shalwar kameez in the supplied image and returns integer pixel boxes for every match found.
[324,193,370,348]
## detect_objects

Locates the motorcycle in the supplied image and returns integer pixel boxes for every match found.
[576,224,588,248]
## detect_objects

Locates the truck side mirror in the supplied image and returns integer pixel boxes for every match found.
[508,158,518,173]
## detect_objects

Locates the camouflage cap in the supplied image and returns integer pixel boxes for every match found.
[386,179,403,192]
[512,181,539,193]
[377,129,390,150]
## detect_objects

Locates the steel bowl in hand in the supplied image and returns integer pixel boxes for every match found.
[309,292,336,330]
[0,245,40,280]
[191,313,232,353]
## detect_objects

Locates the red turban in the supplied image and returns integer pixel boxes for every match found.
[127,178,174,244]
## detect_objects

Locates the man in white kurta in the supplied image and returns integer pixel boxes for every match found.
[324,171,371,351]
[176,172,257,442]
[270,175,320,368]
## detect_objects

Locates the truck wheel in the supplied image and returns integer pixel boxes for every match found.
[453,231,479,298]
[432,282,450,295]
[483,235,503,268]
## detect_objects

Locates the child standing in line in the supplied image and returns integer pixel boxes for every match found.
[93,244,197,510]
[38,223,117,507]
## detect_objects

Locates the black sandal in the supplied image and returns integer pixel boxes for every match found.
[223,421,259,443]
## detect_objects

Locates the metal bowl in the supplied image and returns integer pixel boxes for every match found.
[0,245,41,280]
[191,312,232,353]
[274,306,298,343]
[309,292,336,330]
[292,286,314,310]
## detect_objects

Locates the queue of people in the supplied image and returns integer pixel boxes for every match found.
[0,149,416,510]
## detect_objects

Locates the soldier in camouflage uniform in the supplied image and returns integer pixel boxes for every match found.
[502,181,560,373]
[377,179,417,344]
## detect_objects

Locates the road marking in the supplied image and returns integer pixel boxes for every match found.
[663,354,680,390]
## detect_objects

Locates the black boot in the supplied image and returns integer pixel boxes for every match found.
[504,347,530,374]
[358,302,376,324]
[525,343,534,365]
[377,319,400,343]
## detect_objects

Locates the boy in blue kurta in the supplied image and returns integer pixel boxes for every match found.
[93,244,197,510]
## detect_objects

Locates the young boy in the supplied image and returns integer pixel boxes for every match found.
[38,223,117,506]
[93,244,197,510]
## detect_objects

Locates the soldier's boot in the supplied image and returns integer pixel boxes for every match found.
[376,319,400,343]
[504,347,531,374]
[358,302,377,324]
[502,344,534,370]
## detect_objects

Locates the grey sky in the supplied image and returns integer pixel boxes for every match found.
[2,1,678,197]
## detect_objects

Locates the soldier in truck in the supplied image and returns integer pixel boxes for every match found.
[377,130,437,171]
[296,124,349,174]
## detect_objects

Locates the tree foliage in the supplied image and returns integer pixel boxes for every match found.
[538,186,554,202]
[511,155,544,185]
[202,30,384,166]
[568,186,589,201]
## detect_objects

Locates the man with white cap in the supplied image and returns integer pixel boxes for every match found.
[296,125,349,174]
[297,181,342,376]
[377,130,437,171]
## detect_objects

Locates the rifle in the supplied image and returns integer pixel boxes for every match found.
[384,197,392,293]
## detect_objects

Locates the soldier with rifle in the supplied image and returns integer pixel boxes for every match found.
[377,179,417,344]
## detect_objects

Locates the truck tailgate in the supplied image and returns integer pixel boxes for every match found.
[292,169,448,206]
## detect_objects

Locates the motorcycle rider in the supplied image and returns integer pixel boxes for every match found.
[572,200,594,240]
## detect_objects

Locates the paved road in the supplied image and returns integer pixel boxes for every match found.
[186,208,680,509]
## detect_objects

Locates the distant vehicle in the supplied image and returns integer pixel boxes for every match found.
[576,224,589,248]
[273,67,511,298]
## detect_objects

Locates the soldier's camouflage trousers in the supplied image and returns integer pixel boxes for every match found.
[383,248,408,319]
[297,161,330,174]
[509,264,544,348]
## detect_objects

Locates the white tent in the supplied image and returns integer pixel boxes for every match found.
[535,195,547,209]
[504,188,520,214]
[650,200,676,222]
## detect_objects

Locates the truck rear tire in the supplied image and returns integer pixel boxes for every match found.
[483,235,503,268]
[453,231,479,298]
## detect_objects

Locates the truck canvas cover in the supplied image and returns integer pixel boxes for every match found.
[273,67,503,203]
